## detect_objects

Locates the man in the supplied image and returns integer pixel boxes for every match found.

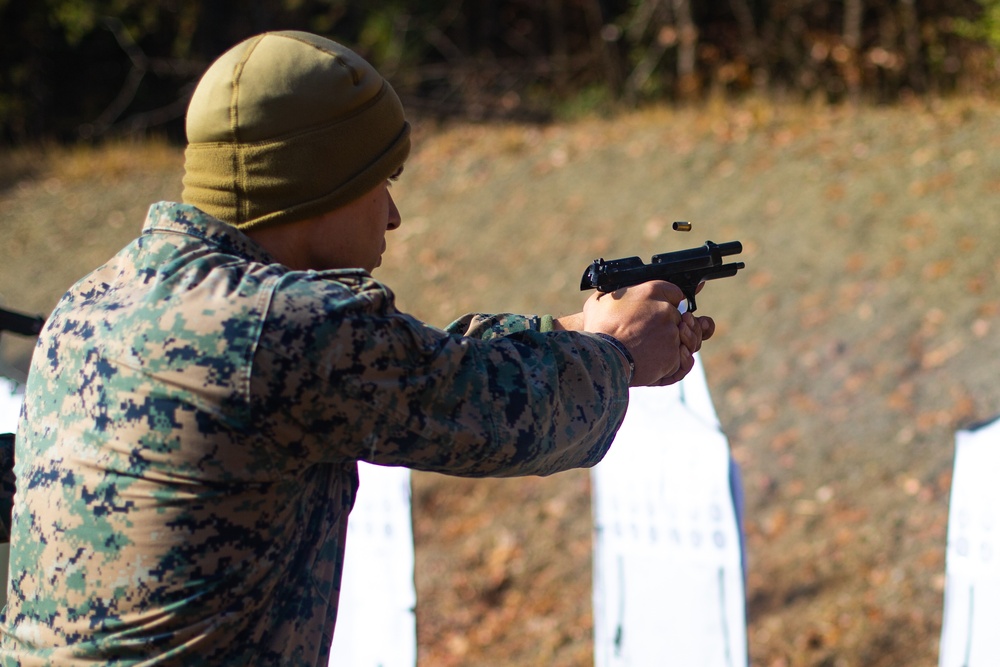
[0,31,714,665]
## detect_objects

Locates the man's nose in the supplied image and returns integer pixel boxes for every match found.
[387,192,401,230]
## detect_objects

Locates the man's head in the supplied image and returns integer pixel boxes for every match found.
[181,31,410,232]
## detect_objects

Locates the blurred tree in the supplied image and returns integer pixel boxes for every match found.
[0,0,996,144]
[954,0,1000,50]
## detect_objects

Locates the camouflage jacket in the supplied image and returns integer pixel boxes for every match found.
[0,202,629,666]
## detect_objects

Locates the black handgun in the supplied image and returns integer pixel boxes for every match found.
[0,306,45,337]
[580,240,745,313]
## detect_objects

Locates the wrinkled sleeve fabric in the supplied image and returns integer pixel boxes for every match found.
[253,272,629,477]
[443,312,555,339]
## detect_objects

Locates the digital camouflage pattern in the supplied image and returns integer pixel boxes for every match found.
[0,202,629,665]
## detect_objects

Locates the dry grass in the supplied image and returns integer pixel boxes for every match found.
[50,138,182,183]
[0,137,180,187]
[0,137,184,380]
[2,97,1000,666]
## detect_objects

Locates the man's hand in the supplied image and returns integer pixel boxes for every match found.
[556,281,714,387]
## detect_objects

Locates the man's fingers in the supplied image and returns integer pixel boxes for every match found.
[654,346,695,386]
[582,279,714,387]
[613,280,687,311]
[679,314,716,352]
[699,315,716,341]
[650,280,688,311]
[678,313,701,352]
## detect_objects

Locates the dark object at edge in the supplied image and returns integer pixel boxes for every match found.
[0,307,45,337]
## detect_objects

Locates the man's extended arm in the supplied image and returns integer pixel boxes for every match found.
[257,275,631,477]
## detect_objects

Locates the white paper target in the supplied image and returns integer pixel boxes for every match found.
[329,462,416,667]
[940,416,1000,667]
[592,356,747,667]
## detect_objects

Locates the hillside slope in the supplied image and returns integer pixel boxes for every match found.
[2,99,999,666]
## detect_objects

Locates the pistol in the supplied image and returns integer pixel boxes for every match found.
[580,240,745,313]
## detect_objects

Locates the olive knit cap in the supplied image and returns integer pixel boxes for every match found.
[182,31,410,230]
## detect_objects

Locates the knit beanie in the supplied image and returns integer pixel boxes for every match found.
[182,31,411,230]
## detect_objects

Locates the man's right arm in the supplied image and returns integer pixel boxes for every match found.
[255,274,631,477]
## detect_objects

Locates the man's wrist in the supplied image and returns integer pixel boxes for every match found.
[593,333,635,384]
[550,312,584,331]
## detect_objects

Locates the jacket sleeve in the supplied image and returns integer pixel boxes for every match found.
[444,313,556,339]
[255,274,630,477]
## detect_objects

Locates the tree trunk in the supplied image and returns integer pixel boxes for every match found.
[843,0,864,103]
[673,0,698,100]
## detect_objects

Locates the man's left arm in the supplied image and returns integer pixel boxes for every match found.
[445,313,568,339]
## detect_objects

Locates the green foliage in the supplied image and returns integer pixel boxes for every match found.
[357,4,405,64]
[47,0,161,45]
[47,0,101,44]
[953,0,1000,51]
[304,0,349,35]
[554,84,618,121]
